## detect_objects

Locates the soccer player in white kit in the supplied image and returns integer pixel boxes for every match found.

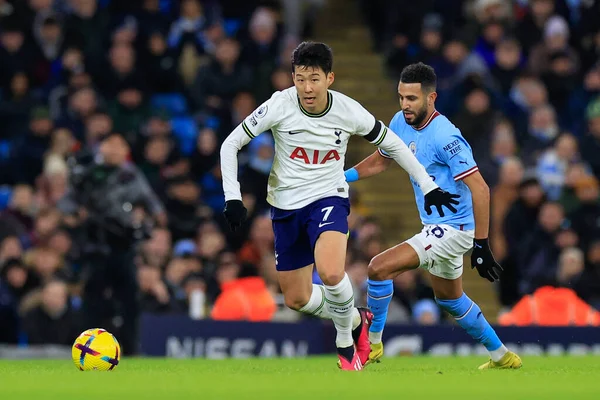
[219,42,459,370]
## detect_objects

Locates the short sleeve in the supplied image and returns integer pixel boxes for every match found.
[436,129,479,181]
[241,92,284,140]
[343,97,379,139]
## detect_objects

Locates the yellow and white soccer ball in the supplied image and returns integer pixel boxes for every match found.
[71,328,121,371]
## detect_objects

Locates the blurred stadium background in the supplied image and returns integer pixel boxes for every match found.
[0,0,599,359]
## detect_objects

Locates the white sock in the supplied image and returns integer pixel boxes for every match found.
[298,285,361,329]
[324,273,355,348]
[352,308,360,330]
[299,284,332,319]
[489,345,509,362]
[369,331,382,344]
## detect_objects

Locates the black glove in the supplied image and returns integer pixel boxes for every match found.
[223,200,247,231]
[471,238,503,282]
[424,188,460,217]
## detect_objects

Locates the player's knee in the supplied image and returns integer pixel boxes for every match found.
[319,270,345,286]
[284,294,310,311]
[368,255,389,281]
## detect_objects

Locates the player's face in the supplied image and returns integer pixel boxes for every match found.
[398,82,436,127]
[293,66,334,113]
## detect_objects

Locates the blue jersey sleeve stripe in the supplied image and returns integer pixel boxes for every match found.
[454,166,479,181]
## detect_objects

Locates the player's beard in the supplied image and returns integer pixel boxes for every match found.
[404,104,429,128]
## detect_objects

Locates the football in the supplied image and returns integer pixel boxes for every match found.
[71,328,121,371]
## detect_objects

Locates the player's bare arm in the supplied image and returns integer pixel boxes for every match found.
[347,128,460,217]
[347,151,392,180]
[463,171,503,282]
[462,171,490,239]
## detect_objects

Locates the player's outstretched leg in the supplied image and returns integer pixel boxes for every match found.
[366,243,420,365]
[435,293,522,369]
[279,267,365,368]
[366,279,393,363]
[315,231,362,370]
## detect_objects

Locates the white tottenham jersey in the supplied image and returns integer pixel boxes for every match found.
[220,87,437,210]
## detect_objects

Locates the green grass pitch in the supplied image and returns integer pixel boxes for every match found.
[0,356,599,400]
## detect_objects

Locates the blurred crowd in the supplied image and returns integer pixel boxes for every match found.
[0,0,341,348]
[2,0,600,350]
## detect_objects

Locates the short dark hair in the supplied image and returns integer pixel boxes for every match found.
[291,41,333,74]
[400,62,437,93]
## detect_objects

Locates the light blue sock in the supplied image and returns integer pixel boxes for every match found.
[436,293,504,354]
[367,279,393,343]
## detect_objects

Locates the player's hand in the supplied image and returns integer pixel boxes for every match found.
[223,200,247,232]
[471,238,503,282]
[423,188,460,217]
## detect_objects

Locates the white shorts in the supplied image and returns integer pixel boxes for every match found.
[405,224,474,280]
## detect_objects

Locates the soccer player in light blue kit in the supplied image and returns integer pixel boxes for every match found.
[344,63,522,369]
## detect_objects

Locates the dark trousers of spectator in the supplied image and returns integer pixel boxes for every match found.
[81,249,139,355]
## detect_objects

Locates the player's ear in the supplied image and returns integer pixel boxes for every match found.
[428,91,437,107]
[327,71,335,87]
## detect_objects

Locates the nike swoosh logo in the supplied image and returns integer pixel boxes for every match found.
[288,131,302,135]
[319,222,335,228]
[474,243,482,249]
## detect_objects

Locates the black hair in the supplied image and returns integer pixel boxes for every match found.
[291,41,333,74]
[400,62,437,93]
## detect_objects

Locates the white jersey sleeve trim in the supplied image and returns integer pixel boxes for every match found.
[454,166,479,181]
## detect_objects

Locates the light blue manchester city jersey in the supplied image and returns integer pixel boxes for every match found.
[380,110,478,229]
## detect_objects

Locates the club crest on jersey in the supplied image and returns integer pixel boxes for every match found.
[334,130,342,145]
[409,141,417,154]
[253,105,268,119]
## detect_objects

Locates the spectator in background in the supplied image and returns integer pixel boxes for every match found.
[517,0,556,53]
[558,162,590,214]
[0,71,36,140]
[138,264,182,314]
[238,213,274,268]
[569,175,600,252]
[0,236,23,265]
[536,133,579,201]
[190,37,252,120]
[412,299,440,325]
[517,201,566,296]
[490,157,524,263]
[11,106,54,185]
[0,184,35,239]
[0,258,32,343]
[452,83,497,153]
[501,176,546,306]
[581,240,600,310]
[522,104,559,164]
[240,7,280,104]
[477,118,518,187]
[22,279,81,345]
[490,38,523,96]
[569,65,600,137]
[554,247,585,290]
[143,30,184,94]
[580,97,600,177]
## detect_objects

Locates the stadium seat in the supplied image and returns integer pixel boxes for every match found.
[0,140,12,161]
[223,19,243,37]
[0,186,13,210]
[151,93,189,117]
[170,117,198,156]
